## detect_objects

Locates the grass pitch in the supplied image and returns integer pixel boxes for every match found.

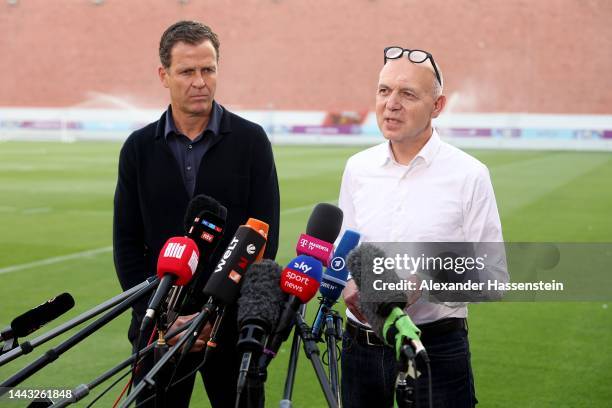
[0,142,611,407]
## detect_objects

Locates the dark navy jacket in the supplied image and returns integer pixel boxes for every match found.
[113,106,280,342]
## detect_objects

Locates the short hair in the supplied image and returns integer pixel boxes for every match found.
[432,66,444,99]
[159,20,220,68]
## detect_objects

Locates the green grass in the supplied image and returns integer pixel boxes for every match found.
[0,142,611,407]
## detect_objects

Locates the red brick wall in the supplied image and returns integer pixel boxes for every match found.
[0,0,610,113]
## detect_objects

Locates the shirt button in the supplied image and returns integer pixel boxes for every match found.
[187,166,192,171]
[188,145,193,150]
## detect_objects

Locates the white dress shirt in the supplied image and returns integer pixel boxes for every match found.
[339,129,503,325]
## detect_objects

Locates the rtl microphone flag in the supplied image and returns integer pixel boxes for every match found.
[140,236,199,333]
[171,194,227,316]
[183,194,228,234]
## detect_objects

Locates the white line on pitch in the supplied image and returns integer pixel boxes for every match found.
[0,200,337,275]
[0,246,113,275]
[280,200,337,215]
[22,207,52,214]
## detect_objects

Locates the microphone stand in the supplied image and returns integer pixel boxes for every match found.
[280,304,338,408]
[323,309,343,405]
[0,277,157,367]
[49,319,195,408]
[119,302,216,408]
[0,280,160,395]
[279,304,305,408]
[175,302,223,370]
[152,308,171,408]
[395,345,417,408]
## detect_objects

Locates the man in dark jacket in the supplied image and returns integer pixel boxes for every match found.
[113,20,279,407]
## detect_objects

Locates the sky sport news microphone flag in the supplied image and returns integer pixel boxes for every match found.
[347,243,427,361]
[259,203,343,366]
[235,259,285,405]
[311,229,360,339]
[259,255,322,366]
[139,236,199,334]
[0,293,75,343]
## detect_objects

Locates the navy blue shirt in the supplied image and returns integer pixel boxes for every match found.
[164,101,224,196]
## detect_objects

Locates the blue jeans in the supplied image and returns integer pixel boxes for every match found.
[341,327,477,408]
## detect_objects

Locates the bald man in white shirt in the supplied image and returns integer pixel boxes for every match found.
[339,47,503,408]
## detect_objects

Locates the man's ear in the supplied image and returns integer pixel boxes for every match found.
[432,94,446,118]
[158,66,169,89]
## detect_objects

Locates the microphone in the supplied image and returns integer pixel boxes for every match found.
[347,243,427,361]
[177,218,269,360]
[167,195,227,319]
[183,194,228,234]
[296,203,343,266]
[201,218,269,305]
[1,293,75,342]
[261,255,323,362]
[235,260,285,402]
[311,229,360,339]
[259,203,343,366]
[139,236,200,333]
[244,218,269,261]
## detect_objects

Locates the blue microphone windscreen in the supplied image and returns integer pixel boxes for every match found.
[319,229,360,301]
[334,230,361,259]
[285,255,323,282]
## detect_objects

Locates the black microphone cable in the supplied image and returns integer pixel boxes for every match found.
[84,368,132,408]
[426,359,432,408]
[126,324,157,401]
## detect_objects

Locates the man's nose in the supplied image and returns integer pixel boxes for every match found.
[386,91,401,110]
[193,73,206,88]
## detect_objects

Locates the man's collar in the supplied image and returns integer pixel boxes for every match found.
[378,128,442,167]
[162,101,224,140]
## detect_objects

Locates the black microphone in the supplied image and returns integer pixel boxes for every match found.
[201,220,268,305]
[1,293,75,342]
[165,194,227,320]
[235,260,285,404]
[296,203,344,266]
[347,243,427,360]
[183,194,228,234]
[177,219,269,357]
